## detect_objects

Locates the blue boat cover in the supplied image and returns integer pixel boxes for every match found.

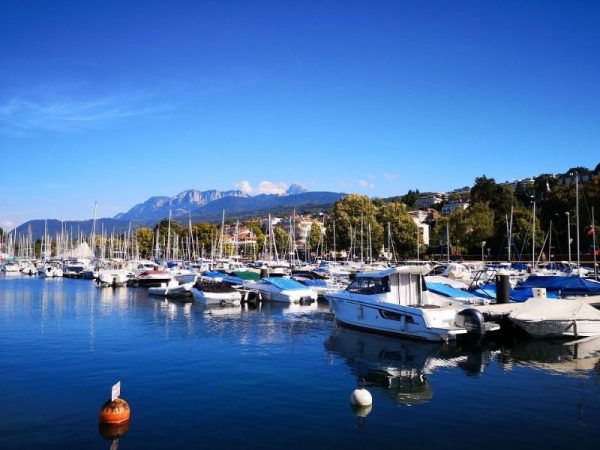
[471,283,559,302]
[518,276,600,295]
[202,271,226,279]
[265,277,307,290]
[427,283,477,299]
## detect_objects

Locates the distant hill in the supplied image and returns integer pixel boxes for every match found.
[16,186,345,239]
[188,191,344,223]
[114,189,250,222]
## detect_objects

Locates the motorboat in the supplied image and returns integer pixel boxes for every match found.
[508,297,600,338]
[191,280,242,306]
[130,269,172,287]
[96,269,129,287]
[325,266,499,342]
[246,277,318,304]
[148,279,195,299]
[63,259,87,278]
[38,261,64,278]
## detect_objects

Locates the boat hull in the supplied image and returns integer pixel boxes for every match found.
[326,295,466,342]
[191,288,241,306]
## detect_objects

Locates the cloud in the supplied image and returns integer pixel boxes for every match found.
[383,173,398,180]
[235,180,253,195]
[234,180,288,195]
[1,220,15,230]
[0,85,172,136]
[359,179,376,189]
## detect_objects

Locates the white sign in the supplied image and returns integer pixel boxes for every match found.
[111,381,121,401]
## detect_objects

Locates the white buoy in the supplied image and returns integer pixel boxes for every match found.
[350,382,372,407]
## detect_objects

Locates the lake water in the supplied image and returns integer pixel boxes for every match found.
[1,275,599,450]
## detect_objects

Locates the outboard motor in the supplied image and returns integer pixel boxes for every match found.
[455,308,486,336]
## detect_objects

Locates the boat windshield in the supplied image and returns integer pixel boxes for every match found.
[346,276,389,295]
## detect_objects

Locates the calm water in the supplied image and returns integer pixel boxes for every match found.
[1,275,599,450]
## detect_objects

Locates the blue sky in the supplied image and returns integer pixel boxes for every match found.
[1,0,599,229]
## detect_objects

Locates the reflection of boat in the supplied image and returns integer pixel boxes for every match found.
[510,336,600,376]
[257,300,320,315]
[509,298,600,338]
[199,304,242,316]
[324,327,482,405]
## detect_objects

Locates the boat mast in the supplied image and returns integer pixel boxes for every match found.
[532,199,536,269]
[592,206,597,280]
[332,219,336,262]
[576,173,580,268]
[446,221,450,263]
[548,220,552,263]
[416,224,420,262]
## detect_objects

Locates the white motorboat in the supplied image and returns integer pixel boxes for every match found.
[191,281,241,306]
[96,269,129,287]
[149,280,195,299]
[325,266,499,342]
[508,298,600,338]
[38,262,64,278]
[1,260,21,273]
[246,277,318,304]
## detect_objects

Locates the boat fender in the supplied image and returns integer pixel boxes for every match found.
[220,300,226,307]
[455,308,486,336]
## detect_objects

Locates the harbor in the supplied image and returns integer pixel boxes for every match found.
[3,2,600,448]
[1,274,599,450]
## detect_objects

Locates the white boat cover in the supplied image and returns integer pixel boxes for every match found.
[509,298,600,322]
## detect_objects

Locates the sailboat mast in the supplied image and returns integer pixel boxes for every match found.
[446,221,450,263]
[592,206,597,280]
[576,173,581,267]
[532,200,536,269]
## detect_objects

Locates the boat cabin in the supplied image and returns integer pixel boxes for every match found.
[346,268,430,307]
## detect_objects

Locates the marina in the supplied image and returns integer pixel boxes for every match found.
[2,2,600,448]
[1,273,600,449]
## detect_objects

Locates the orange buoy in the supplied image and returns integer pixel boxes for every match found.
[99,398,131,424]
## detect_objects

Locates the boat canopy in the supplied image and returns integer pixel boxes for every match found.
[427,283,478,299]
[264,277,307,291]
[518,276,600,296]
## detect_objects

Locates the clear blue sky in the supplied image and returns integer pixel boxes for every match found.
[1,0,599,229]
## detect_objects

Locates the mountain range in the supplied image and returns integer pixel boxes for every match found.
[16,184,344,239]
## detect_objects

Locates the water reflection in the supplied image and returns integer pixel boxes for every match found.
[326,326,600,406]
[324,326,485,405]
[508,336,600,376]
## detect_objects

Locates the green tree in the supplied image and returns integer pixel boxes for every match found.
[327,194,384,259]
[463,202,495,253]
[377,202,421,258]
[401,189,420,209]
[308,222,323,254]
[191,222,219,256]
[135,227,154,258]
[246,222,265,257]
[273,227,290,258]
